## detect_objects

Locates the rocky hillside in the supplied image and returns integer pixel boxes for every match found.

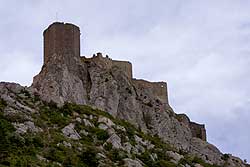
[0,22,248,167]
[0,82,247,167]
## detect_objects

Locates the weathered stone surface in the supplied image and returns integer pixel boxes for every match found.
[190,138,223,165]
[123,158,143,167]
[0,81,247,167]
[27,22,246,166]
[123,142,133,153]
[62,141,72,148]
[194,164,203,167]
[31,22,193,152]
[105,133,122,149]
[13,121,43,134]
[61,123,81,140]
[225,154,247,167]
[134,135,154,150]
[98,116,115,127]
[82,118,94,127]
[79,129,88,136]
[177,114,207,141]
[166,151,184,163]
[98,123,109,130]
[0,82,36,114]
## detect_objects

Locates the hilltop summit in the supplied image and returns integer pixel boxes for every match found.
[0,22,248,167]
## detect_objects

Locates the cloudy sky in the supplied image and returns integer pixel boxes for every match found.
[0,0,249,160]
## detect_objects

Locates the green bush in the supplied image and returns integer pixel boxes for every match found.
[39,106,71,127]
[191,156,221,167]
[46,148,63,162]
[178,157,192,166]
[107,149,127,162]
[96,129,109,141]
[104,142,113,151]
[0,98,7,111]
[79,147,99,167]
[222,154,230,161]
[154,160,177,167]
[0,113,15,152]
[137,151,154,166]
[20,89,31,98]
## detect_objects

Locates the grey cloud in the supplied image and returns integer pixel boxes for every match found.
[0,0,249,160]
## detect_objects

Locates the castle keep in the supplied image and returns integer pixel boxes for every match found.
[43,23,80,64]
[33,22,206,142]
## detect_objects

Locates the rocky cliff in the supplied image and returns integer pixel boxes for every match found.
[0,22,248,167]
[0,82,247,167]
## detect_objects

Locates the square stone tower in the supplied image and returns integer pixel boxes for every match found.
[43,22,80,64]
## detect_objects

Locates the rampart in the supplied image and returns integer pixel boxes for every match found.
[177,114,207,141]
[112,60,132,79]
[189,122,207,141]
[81,53,132,79]
[132,79,168,104]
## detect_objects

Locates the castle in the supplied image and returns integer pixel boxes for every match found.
[41,22,168,105]
[33,22,206,142]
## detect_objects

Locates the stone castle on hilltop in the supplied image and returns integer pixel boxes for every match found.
[40,22,168,105]
[32,22,206,146]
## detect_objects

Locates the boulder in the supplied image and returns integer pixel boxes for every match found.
[123,158,143,167]
[13,121,43,134]
[61,123,81,140]
[105,133,122,149]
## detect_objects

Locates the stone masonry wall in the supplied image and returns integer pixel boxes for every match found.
[190,122,207,141]
[43,22,80,64]
[177,114,207,141]
[112,60,132,79]
[132,79,168,104]
[81,53,132,79]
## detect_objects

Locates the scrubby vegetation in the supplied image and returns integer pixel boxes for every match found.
[0,91,225,167]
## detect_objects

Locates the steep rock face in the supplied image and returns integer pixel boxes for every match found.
[33,54,193,151]
[190,138,224,165]
[0,82,247,167]
[32,53,89,105]
[30,22,246,166]
[32,53,225,165]
[177,114,207,141]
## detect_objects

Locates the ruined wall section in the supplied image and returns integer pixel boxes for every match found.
[81,53,132,79]
[44,22,80,65]
[132,79,168,105]
[81,53,112,70]
[112,60,132,79]
[190,122,207,141]
[177,114,207,141]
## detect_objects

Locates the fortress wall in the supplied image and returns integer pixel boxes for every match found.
[81,54,132,79]
[81,54,113,69]
[190,122,207,141]
[112,60,132,79]
[44,22,80,64]
[132,79,168,104]
[176,114,190,127]
[177,114,207,141]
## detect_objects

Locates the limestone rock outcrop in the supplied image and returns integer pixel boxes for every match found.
[0,81,247,166]
[28,22,247,166]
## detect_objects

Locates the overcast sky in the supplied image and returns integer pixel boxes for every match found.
[0,0,249,161]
